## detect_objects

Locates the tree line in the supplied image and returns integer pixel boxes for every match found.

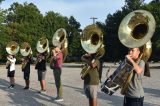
[0,0,160,63]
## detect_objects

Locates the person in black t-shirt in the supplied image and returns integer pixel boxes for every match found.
[21,56,32,90]
[35,53,47,93]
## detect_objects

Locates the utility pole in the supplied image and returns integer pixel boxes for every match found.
[90,17,97,24]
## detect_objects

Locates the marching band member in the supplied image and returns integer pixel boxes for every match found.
[123,47,145,106]
[21,56,32,90]
[81,53,100,106]
[35,53,47,93]
[6,54,16,89]
[50,45,63,102]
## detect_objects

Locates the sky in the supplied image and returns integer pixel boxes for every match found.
[0,0,152,29]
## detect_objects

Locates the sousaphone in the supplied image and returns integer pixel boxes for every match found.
[80,24,105,79]
[20,42,32,69]
[36,37,49,54]
[52,28,68,61]
[6,41,19,55]
[6,41,19,68]
[20,42,32,56]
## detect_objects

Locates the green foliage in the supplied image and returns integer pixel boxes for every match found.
[0,0,4,3]
[124,0,144,11]
[141,1,160,60]
[67,16,84,61]
[43,11,68,44]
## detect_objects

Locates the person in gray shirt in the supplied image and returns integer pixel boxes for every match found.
[123,47,145,106]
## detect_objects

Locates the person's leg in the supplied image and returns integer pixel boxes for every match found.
[11,77,15,85]
[41,71,46,90]
[9,77,12,85]
[89,85,98,106]
[10,71,15,86]
[24,72,30,88]
[84,84,91,105]
[123,96,144,106]
[37,70,43,90]
[25,80,30,88]
[41,80,46,90]
[89,98,92,106]
[123,96,132,106]
[131,97,144,106]
[123,96,126,106]
[9,77,15,88]
[53,68,62,98]
[98,61,103,82]
[92,98,97,106]
[40,80,42,89]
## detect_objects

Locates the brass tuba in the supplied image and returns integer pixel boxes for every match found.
[6,41,19,69]
[101,10,156,95]
[6,41,19,55]
[36,37,49,54]
[20,42,32,69]
[20,42,32,57]
[80,24,105,79]
[52,28,68,61]
[36,37,50,64]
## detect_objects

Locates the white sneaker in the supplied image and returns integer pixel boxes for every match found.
[54,97,63,102]
[38,90,46,94]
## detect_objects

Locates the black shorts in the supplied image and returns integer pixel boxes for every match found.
[7,70,15,77]
[24,72,30,80]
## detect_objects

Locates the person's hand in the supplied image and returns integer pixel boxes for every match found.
[126,55,134,63]
[91,59,97,68]
[21,58,25,62]
[52,49,56,56]
[7,56,10,60]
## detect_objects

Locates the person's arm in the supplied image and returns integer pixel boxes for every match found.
[7,57,16,63]
[81,54,91,66]
[91,59,99,69]
[52,52,61,61]
[126,55,143,74]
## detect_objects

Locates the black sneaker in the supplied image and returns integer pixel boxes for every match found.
[8,85,14,89]
[23,87,29,90]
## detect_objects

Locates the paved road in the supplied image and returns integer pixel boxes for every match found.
[0,63,160,106]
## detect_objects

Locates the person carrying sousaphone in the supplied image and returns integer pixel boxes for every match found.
[6,54,16,89]
[50,44,63,102]
[81,53,100,106]
[35,53,47,93]
[21,55,32,90]
[123,47,145,106]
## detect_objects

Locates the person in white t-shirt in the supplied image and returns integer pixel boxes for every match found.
[6,54,16,89]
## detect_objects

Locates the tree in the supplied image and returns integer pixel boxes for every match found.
[124,0,144,11]
[141,1,160,61]
[0,0,4,3]
[67,16,84,61]
[0,2,44,61]
[0,0,7,60]
[43,11,68,44]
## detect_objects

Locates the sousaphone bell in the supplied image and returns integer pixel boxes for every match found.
[52,28,68,61]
